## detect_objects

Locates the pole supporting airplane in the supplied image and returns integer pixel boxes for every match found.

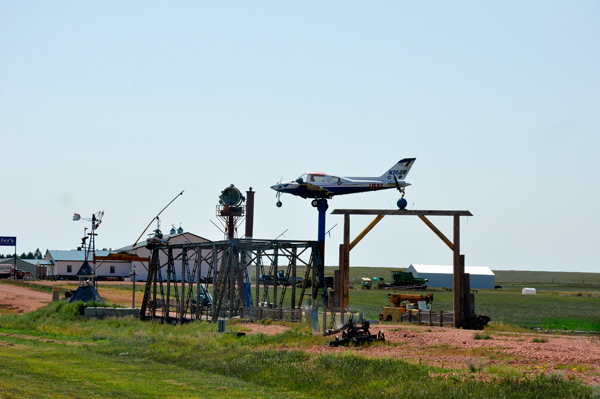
[270,158,416,209]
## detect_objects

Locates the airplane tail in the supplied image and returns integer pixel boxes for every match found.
[379,158,416,181]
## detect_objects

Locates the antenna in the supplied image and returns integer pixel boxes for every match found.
[325,223,338,238]
[132,190,184,248]
[274,229,288,240]
[210,220,226,236]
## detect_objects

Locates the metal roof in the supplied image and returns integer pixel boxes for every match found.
[115,231,211,252]
[409,264,495,276]
[47,250,112,262]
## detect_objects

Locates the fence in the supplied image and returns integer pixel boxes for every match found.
[240,306,454,332]
[241,307,304,322]
[398,309,454,326]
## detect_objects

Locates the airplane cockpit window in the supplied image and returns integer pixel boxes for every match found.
[309,174,325,183]
[296,174,307,183]
[331,176,340,183]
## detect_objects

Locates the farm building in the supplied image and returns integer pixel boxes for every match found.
[45,249,127,281]
[406,264,495,289]
[0,258,52,280]
[45,230,212,281]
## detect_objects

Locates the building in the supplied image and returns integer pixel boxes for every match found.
[45,249,129,281]
[406,264,495,289]
[0,257,52,280]
[114,230,212,282]
[45,230,211,281]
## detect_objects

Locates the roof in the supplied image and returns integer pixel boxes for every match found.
[0,258,51,266]
[22,259,52,266]
[46,250,112,262]
[409,264,495,276]
[115,231,211,252]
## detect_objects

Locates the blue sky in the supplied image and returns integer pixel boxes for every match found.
[1,1,599,272]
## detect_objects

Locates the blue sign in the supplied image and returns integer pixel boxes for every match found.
[0,237,16,246]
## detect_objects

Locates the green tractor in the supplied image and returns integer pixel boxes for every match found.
[379,271,427,289]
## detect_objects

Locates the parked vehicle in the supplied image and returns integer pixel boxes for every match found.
[361,277,372,289]
[8,266,32,281]
[258,271,304,287]
[0,265,12,279]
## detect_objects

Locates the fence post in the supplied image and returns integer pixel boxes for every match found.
[439,310,443,327]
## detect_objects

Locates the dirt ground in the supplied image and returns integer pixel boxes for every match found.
[0,282,52,313]
[240,323,600,386]
[2,281,599,386]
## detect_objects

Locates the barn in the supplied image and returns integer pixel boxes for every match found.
[406,264,495,289]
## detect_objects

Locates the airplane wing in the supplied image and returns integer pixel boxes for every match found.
[298,183,335,198]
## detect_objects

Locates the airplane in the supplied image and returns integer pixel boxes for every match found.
[271,158,416,209]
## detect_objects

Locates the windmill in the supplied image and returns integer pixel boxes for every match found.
[70,210,105,302]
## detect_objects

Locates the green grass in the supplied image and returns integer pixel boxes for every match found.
[343,286,600,332]
[0,302,596,399]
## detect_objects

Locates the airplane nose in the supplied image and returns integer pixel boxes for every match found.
[270,184,279,191]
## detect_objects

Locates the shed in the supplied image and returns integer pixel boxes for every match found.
[406,264,495,289]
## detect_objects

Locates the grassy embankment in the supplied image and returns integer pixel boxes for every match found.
[0,300,597,399]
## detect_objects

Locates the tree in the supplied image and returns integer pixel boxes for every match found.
[34,248,43,259]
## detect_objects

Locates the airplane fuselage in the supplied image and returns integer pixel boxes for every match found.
[271,158,416,205]
[271,174,410,199]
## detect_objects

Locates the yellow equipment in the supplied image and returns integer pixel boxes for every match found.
[379,293,434,322]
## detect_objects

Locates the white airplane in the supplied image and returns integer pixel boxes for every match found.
[271,158,416,208]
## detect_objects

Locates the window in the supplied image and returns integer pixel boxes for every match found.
[110,266,115,274]
[67,265,72,273]
[331,176,340,183]
[309,174,325,183]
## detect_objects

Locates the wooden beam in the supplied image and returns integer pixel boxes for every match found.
[332,209,472,217]
[349,215,385,251]
[417,215,454,251]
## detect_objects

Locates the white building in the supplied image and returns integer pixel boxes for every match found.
[45,249,130,281]
[45,230,212,281]
[406,264,495,289]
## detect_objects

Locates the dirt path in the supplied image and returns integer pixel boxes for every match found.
[0,282,52,314]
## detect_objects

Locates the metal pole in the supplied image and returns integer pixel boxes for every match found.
[132,267,136,308]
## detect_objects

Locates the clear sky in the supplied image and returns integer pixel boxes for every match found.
[1,2,599,272]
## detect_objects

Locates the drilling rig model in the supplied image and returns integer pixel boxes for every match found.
[379,293,434,322]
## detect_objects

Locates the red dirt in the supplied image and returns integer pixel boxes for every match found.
[0,282,52,314]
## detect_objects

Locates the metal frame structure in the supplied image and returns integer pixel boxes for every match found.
[332,209,473,328]
[140,238,326,323]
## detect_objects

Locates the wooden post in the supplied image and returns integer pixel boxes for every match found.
[453,215,463,328]
[337,245,344,309]
[343,213,350,308]
[291,247,297,309]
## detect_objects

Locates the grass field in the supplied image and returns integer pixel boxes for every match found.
[21,266,600,332]
[0,301,597,399]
